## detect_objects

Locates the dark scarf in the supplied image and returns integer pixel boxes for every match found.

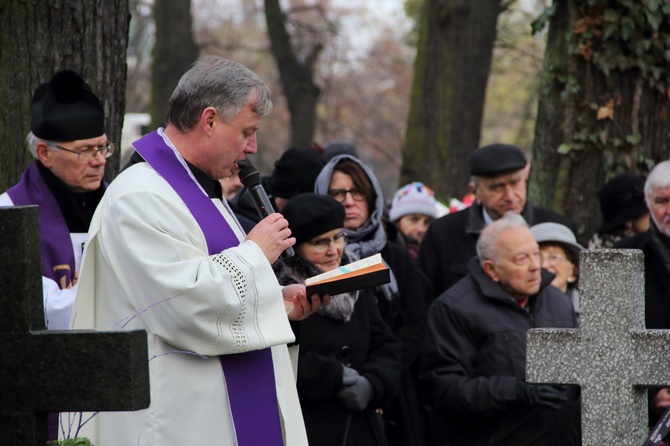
[648,221,670,273]
[274,251,360,322]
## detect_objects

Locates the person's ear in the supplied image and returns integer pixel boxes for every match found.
[36,142,54,167]
[469,180,482,204]
[201,107,217,134]
[482,259,499,282]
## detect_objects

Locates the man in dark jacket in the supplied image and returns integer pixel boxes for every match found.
[229,146,325,231]
[420,212,580,446]
[614,160,670,419]
[418,143,577,298]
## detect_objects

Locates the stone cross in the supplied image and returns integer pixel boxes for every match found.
[527,249,670,445]
[0,206,150,444]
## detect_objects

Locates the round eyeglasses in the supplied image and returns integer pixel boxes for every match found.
[306,232,348,253]
[49,142,115,161]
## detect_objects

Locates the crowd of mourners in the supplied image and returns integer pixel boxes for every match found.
[224,138,669,446]
[8,58,670,446]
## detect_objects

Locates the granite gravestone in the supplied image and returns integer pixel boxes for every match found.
[0,206,150,444]
[527,249,670,445]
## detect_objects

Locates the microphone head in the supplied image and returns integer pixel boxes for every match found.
[238,161,261,188]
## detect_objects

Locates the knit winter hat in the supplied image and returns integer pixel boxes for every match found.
[270,147,326,199]
[31,70,104,141]
[389,182,437,222]
[281,193,345,245]
[597,173,648,234]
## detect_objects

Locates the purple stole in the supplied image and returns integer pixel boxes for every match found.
[7,162,77,289]
[133,130,284,446]
[8,163,90,440]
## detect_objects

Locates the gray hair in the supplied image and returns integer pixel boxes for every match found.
[26,132,56,159]
[166,55,272,131]
[476,211,529,263]
[645,160,670,202]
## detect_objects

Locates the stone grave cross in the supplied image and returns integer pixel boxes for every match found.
[0,206,150,444]
[527,249,670,445]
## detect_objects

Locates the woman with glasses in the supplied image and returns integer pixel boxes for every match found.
[314,155,428,446]
[274,193,401,446]
[530,222,584,315]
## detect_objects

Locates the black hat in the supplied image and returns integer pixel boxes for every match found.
[468,143,528,176]
[597,173,648,234]
[270,147,326,199]
[31,70,104,141]
[281,193,345,245]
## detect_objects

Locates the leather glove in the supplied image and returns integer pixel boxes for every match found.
[516,380,569,410]
[341,364,360,386]
[337,375,374,411]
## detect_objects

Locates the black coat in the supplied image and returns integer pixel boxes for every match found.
[615,228,670,426]
[275,255,402,446]
[298,292,401,446]
[377,242,429,446]
[615,230,670,329]
[419,258,580,446]
[417,201,577,299]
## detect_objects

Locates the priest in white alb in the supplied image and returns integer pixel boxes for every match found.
[66,56,328,445]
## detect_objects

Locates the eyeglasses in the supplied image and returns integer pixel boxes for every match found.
[540,253,568,265]
[306,232,348,253]
[328,188,366,203]
[49,142,115,161]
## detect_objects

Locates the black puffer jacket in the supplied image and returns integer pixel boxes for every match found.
[420,258,580,446]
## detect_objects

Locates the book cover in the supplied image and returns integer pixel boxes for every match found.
[305,253,390,296]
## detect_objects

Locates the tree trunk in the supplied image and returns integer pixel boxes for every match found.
[530,0,670,240]
[264,0,321,148]
[0,0,130,188]
[402,0,502,202]
[150,0,198,130]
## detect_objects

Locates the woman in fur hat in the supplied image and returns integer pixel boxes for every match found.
[275,193,401,446]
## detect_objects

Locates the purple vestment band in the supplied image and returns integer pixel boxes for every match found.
[7,162,76,288]
[8,162,100,441]
[133,130,284,446]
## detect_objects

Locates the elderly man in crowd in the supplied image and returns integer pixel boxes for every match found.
[0,70,111,331]
[418,143,576,297]
[420,212,580,446]
[615,160,670,421]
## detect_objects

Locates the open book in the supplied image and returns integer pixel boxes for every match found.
[305,253,390,296]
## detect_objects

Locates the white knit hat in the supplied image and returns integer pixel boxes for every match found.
[389,182,438,222]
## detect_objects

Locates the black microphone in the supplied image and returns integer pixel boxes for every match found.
[238,161,295,259]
